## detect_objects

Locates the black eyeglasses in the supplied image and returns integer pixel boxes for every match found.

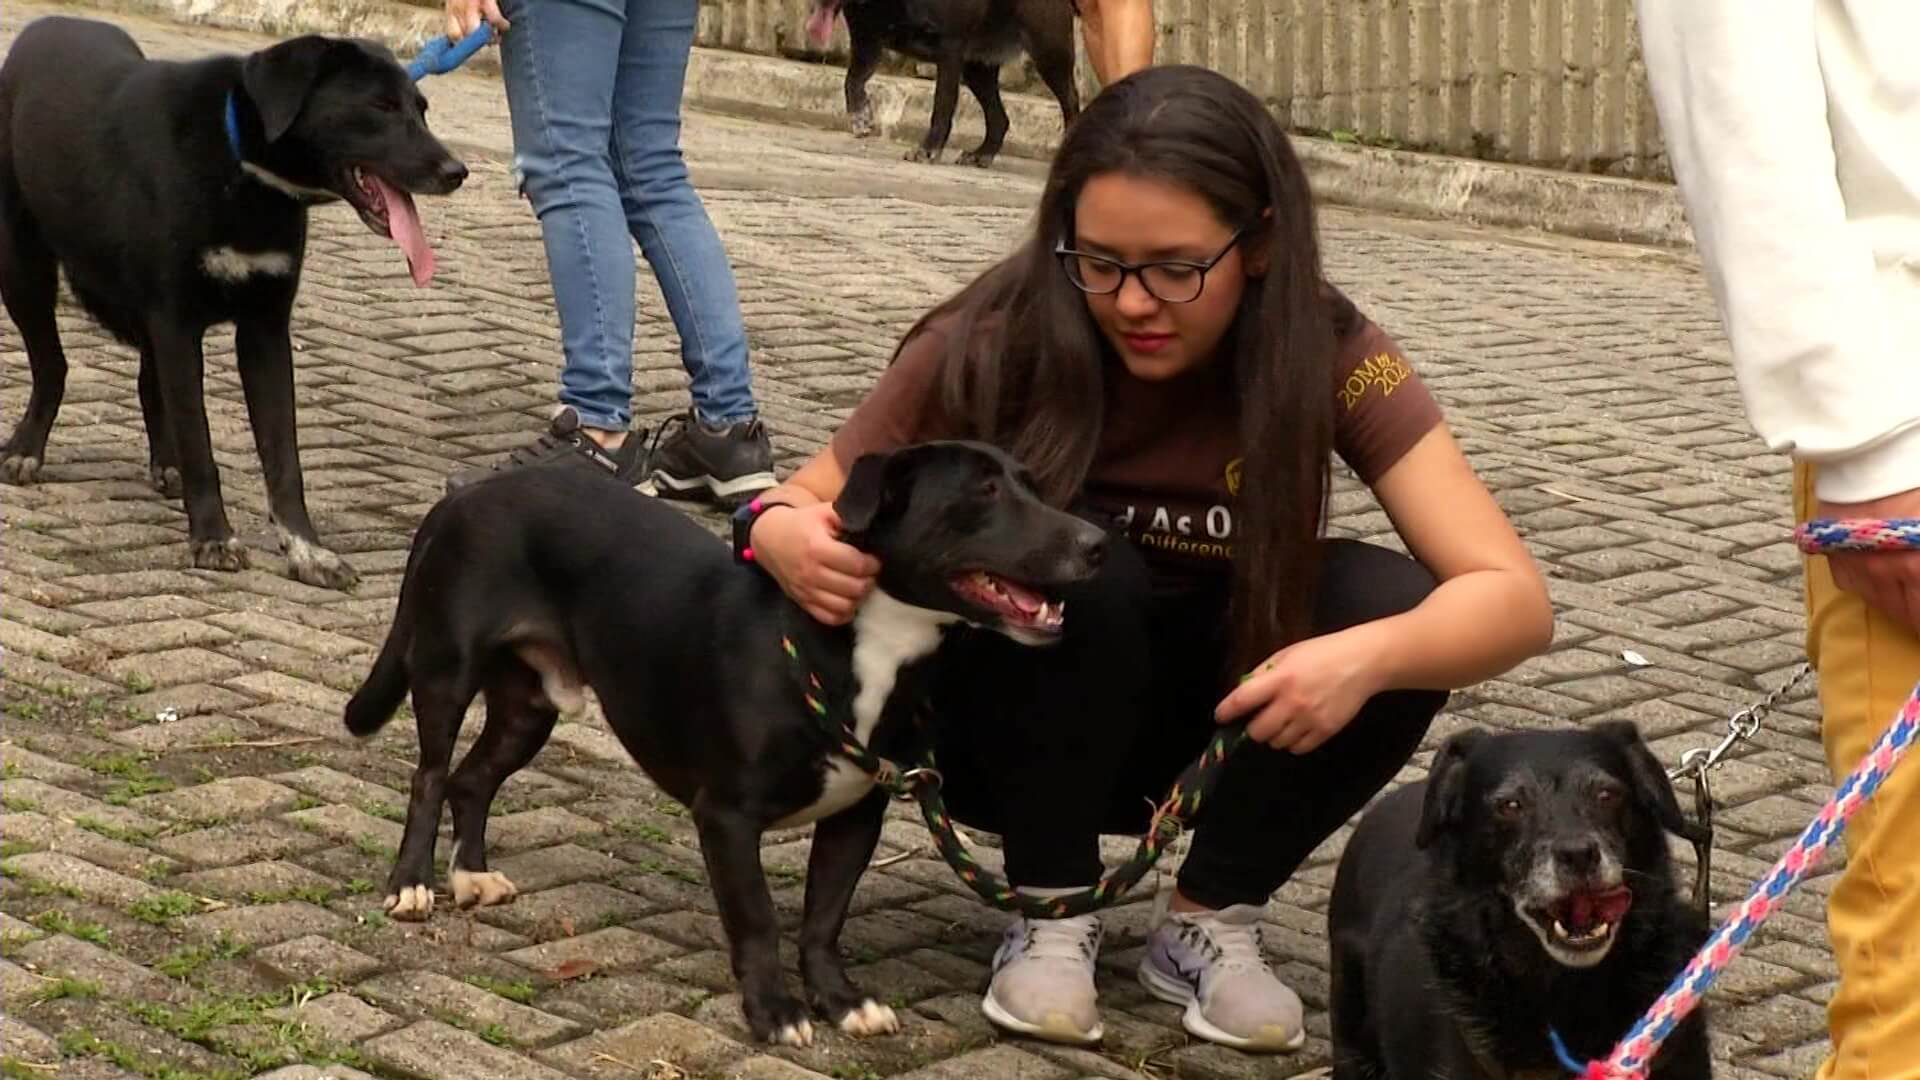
[1054,228,1245,304]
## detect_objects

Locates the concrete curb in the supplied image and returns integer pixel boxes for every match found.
[56,0,1694,250]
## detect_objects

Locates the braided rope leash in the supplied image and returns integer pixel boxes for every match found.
[1556,517,1920,1078]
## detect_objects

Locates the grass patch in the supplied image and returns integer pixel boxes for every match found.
[76,817,153,844]
[128,891,198,924]
[357,802,404,823]
[343,878,374,896]
[156,934,251,981]
[351,835,394,860]
[631,856,702,886]
[125,980,373,1076]
[122,672,155,694]
[464,974,537,1004]
[85,752,174,805]
[1,795,39,813]
[32,910,112,947]
[244,884,333,906]
[289,795,323,812]
[612,819,672,843]
[28,975,100,1004]
[0,841,37,860]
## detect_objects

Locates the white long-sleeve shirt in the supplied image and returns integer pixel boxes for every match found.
[1637,0,1920,503]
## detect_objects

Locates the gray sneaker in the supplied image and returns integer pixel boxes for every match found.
[982,913,1104,1045]
[1138,904,1305,1052]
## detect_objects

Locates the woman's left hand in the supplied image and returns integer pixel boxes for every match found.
[1214,626,1389,754]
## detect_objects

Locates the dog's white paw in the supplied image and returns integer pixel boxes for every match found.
[451,868,518,909]
[386,884,435,920]
[773,1020,815,1048]
[278,526,359,591]
[838,999,899,1037]
[191,536,250,572]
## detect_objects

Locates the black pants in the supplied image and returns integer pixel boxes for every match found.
[928,537,1447,910]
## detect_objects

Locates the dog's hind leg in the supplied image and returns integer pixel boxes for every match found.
[799,790,899,1036]
[0,189,68,487]
[694,801,815,1047]
[1024,18,1080,135]
[385,668,475,920]
[954,62,1008,168]
[443,661,559,910]
[906,51,966,163]
[136,348,181,499]
[235,311,358,591]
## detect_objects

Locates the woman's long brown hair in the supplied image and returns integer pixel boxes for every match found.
[889,64,1351,675]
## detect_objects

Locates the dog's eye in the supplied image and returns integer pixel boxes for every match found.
[1495,798,1524,819]
[375,96,403,113]
[1594,787,1621,806]
[977,478,999,498]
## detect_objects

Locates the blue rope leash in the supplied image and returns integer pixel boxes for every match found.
[406,23,495,81]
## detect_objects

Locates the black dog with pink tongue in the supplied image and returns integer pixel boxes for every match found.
[1327,723,1715,1079]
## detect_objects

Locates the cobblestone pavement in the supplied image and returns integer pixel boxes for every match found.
[0,5,1842,1078]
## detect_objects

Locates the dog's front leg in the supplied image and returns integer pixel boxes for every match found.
[907,52,965,163]
[694,801,815,1046]
[235,312,358,591]
[800,790,899,1036]
[955,62,1008,167]
[136,348,181,498]
[147,317,245,571]
[843,30,883,136]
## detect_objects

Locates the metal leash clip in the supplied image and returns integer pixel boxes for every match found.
[1667,663,1813,917]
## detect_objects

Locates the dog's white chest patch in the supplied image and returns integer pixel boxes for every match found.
[201,246,294,282]
[770,591,957,830]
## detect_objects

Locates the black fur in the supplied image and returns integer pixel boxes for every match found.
[1328,724,1714,1079]
[810,0,1079,168]
[343,441,1107,1045]
[0,16,466,587]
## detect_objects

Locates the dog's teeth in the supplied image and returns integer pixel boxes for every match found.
[1552,918,1570,938]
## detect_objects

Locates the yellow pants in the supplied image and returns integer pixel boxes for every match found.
[1798,463,1920,1079]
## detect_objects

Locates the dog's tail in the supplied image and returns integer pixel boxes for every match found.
[343,619,410,737]
[344,521,437,737]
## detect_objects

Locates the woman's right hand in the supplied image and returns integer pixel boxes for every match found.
[751,502,881,625]
[445,0,509,42]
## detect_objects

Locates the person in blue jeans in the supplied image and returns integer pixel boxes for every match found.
[444,0,777,505]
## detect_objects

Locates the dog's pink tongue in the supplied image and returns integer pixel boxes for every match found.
[371,174,435,286]
[804,4,838,46]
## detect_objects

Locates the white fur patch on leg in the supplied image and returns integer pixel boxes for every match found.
[838,999,899,1037]
[386,884,435,920]
[275,522,358,590]
[773,1020,815,1047]
[451,868,518,909]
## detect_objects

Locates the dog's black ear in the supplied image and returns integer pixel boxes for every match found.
[1415,729,1486,849]
[835,450,897,538]
[242,36,346,143]
[1596,720,1708,845]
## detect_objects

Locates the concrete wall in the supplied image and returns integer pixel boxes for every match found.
[400,0,1672,180]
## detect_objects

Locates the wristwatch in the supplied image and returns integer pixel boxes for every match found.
[731,496,793,565]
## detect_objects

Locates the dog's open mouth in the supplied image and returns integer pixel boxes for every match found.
[342,166,436,287]
[1532,886,1633,952]
[805,0,842,46]
[952,570,1066,634]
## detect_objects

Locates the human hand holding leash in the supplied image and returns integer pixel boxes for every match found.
[444,0,509,42]
[752,502,880,625]
[1215,626,1388,754]
[1817,488,1920,632]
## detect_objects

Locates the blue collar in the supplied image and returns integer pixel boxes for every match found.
[224,90,244,162]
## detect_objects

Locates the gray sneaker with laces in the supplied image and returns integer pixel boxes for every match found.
[982,912,1104,1045]
[1138,903,1305,1052]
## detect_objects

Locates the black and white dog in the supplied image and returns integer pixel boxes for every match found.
[0,16,467,587]
[343,441,1107,1045]
[805,0,1079,168]
[1328,724,1714,1079]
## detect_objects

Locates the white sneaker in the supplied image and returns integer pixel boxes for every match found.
[1138,904,1305,1052]
[982,911,1104,1044]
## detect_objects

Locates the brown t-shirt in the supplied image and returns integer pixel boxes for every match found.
[829,310,1444,593]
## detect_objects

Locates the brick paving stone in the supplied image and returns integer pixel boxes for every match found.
[358,970,585,1045]
[0,3,1858,1074]
[265,991,403,1043]
[538,1013,751,1076]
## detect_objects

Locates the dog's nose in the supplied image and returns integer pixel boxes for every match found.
[1553,838,1601,876]
[1075,529,1107,571]
[438,158,469,189]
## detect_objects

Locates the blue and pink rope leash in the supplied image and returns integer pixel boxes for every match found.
[1551,517,1920,1078]
[406,23,495,81]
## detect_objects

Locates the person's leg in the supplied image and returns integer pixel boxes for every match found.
[610,0,774,506]
[1132,539,1445,1052]
[1800,463,1920,1080]
[929,534,1157,1045]
[1076,0,1155,87]
[449,0,647,491]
